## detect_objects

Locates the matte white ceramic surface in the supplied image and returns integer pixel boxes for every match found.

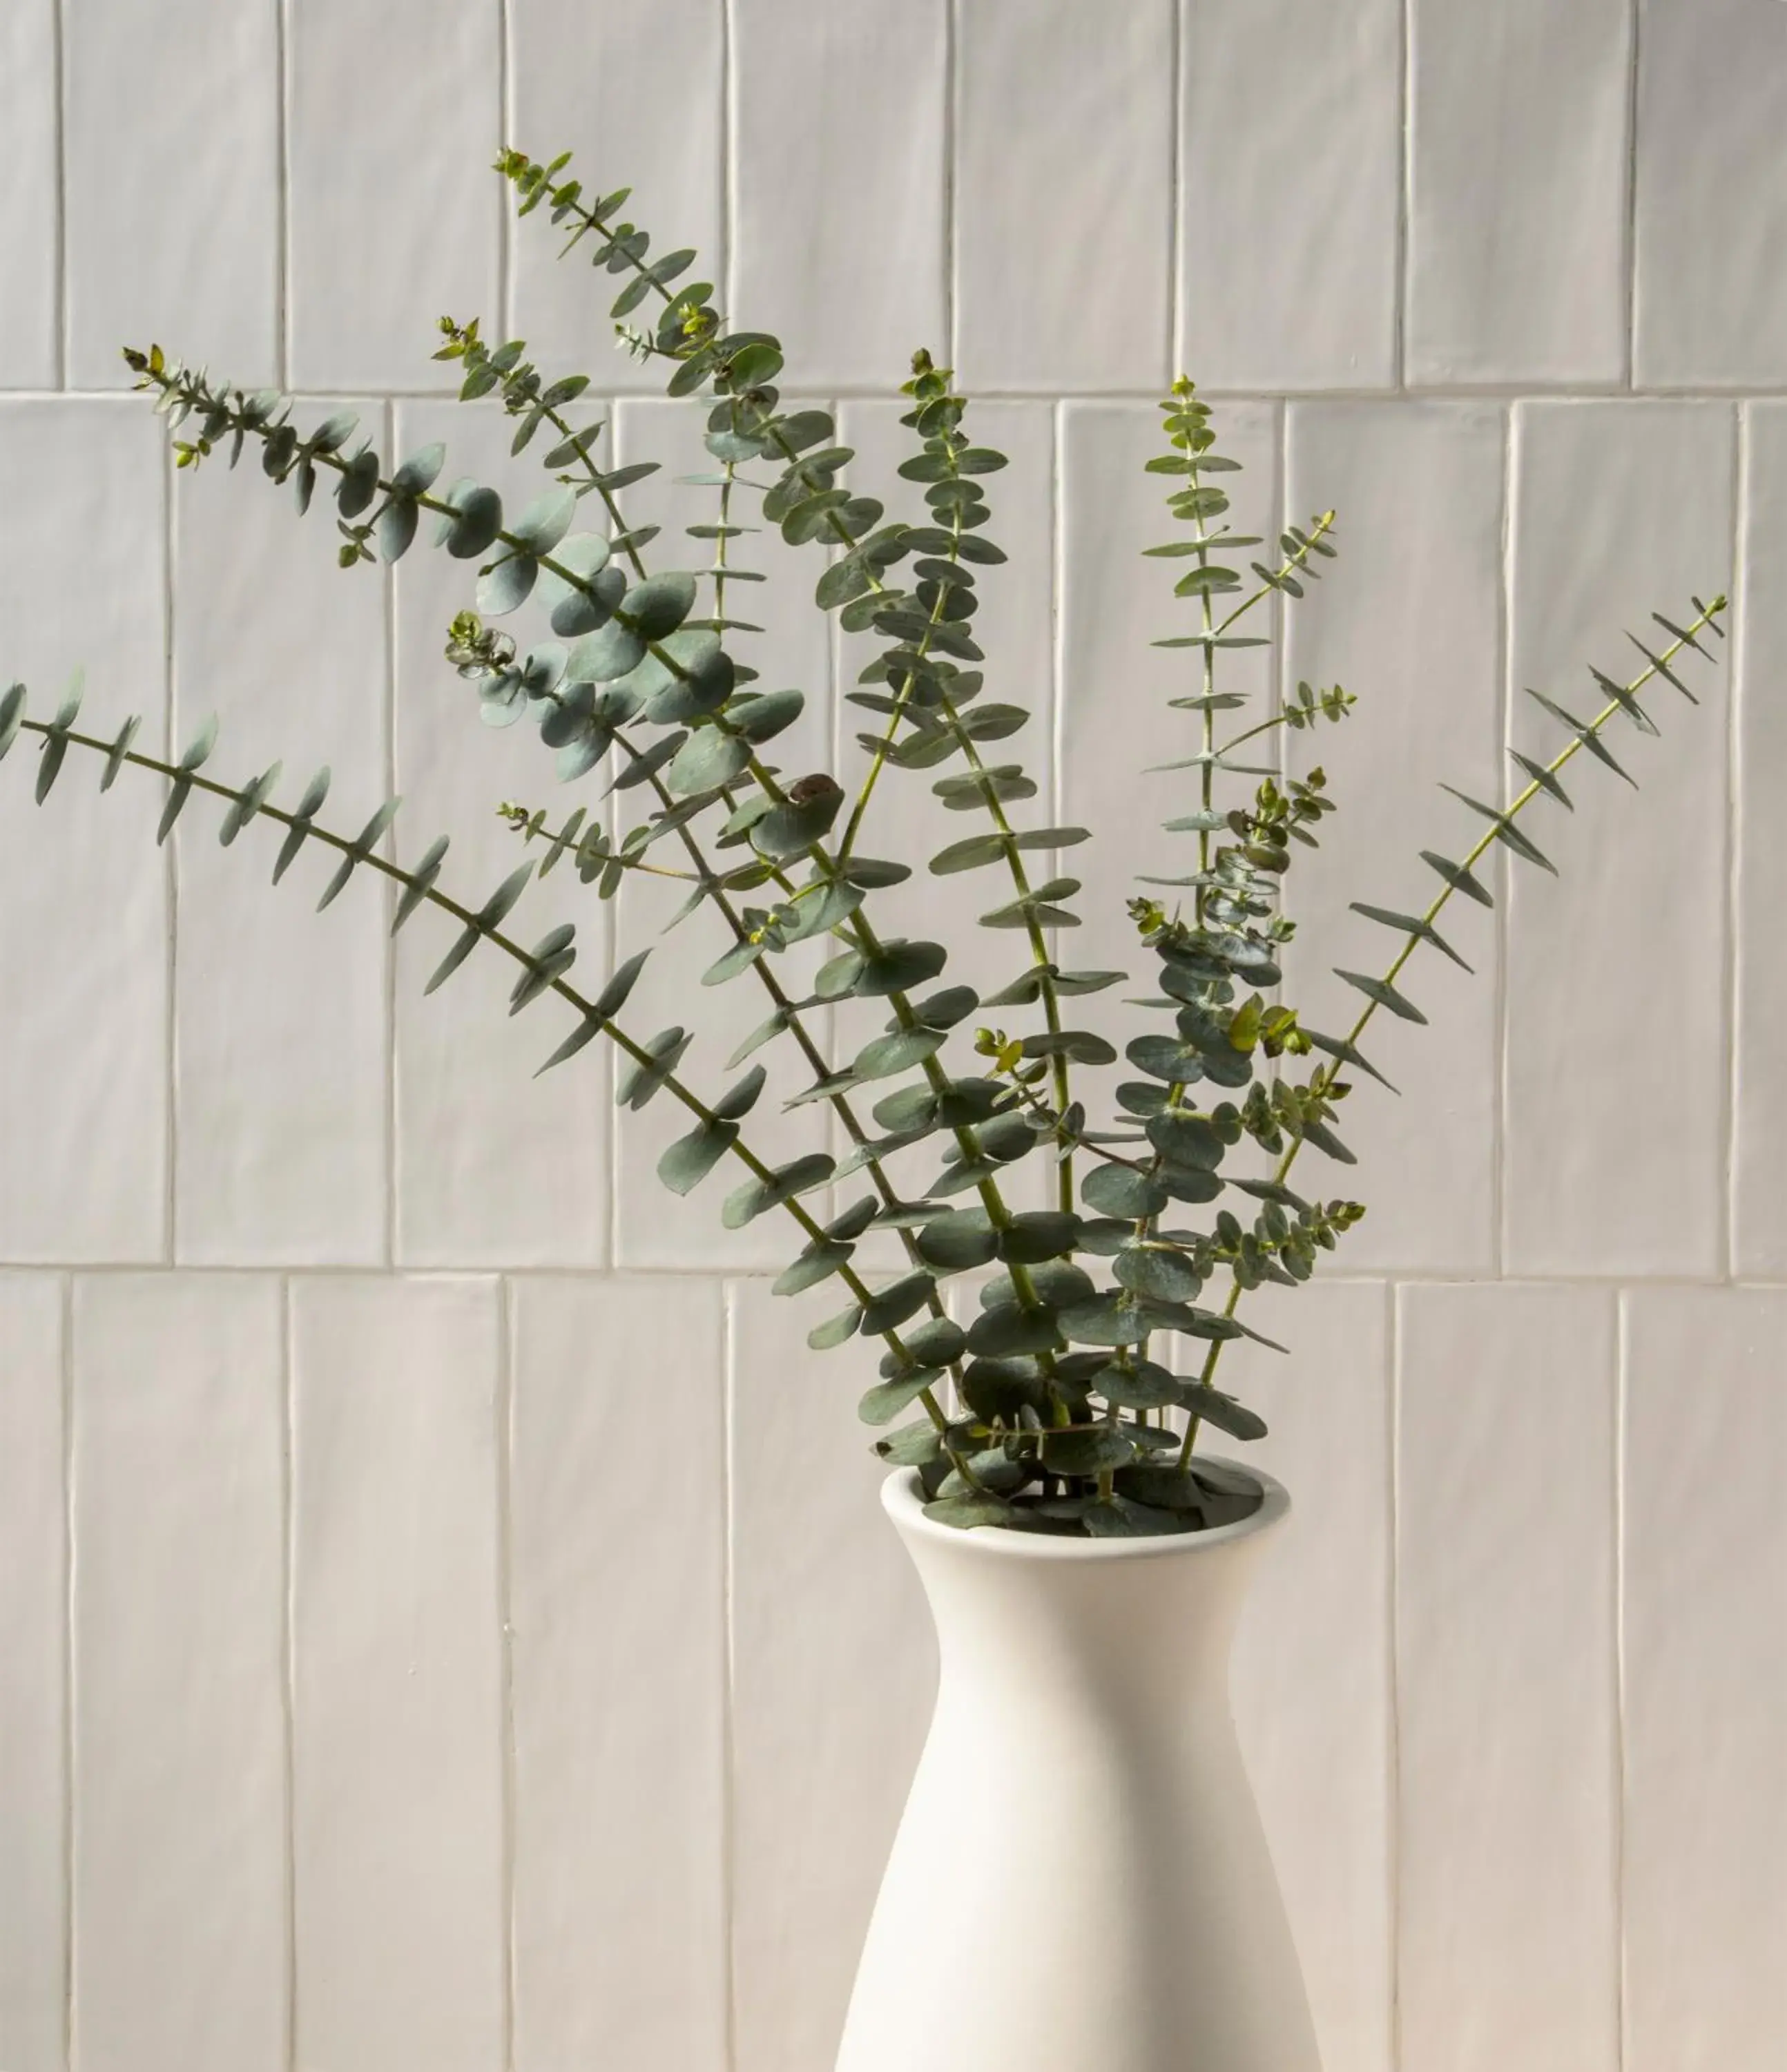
[835,1466,1320,2072]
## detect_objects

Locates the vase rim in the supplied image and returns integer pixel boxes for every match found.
[882,1456,1290,1562]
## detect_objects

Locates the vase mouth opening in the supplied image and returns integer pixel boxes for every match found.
[881,1457,1290,1560]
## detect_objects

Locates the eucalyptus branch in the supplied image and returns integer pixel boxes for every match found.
[0,684,1014,1485]
[51,148,1725,1538]
[1175,590,1731,1466]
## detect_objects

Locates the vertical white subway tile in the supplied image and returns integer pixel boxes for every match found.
[0,401,168,1263]
[1407,0,1630,386]
[954,0,1172,393]
[1179,2,1400,392]
[509,0,725,395]
[1503,401,1734,1277]
[1059,398,1277,986]
[1284,403,1507,1274]
[63,0,279,389]
[732,0,947,390]
[608,396,835,1273]
[289,0,503,391]
[1634,0,1787,390]
[1396,1282,1619,2072]
[171,399,389,1265]
[71,1272,287,2072]
[1737,403,1787,1274]
[728,1278,936,2072]
[0,1275,65,2072]
[509,1275,727,2070]
[290,1274,505,2072]
[391,399,610,1267]
[0,1,58,387]
[1221,1280,1393,2072]
[1622,1286,1787,2072]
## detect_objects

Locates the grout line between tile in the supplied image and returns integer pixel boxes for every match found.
[1722,404,1746,1283]
[496,1274,518,2072]
[162,437,180,1266]
[1621,0,1642,390]
[9,1260,1787,1289]
[1171,0,1186,375]
[15,381,1787,405]
[1613,1285,1630,2072]
[720,1280,740,2072]
[59,1270,75,2072]
[1385,1276,1402,2072]
[1393,0,1411,392]
[1493,403,1516,1276]
[496,0,514,339]
[279,1274,298,2072]
[1049,400,1064,833]
[382,399,400,1271]
[275,0,291,390]
[943,0,958,370]
[722,0,739,321]
[50,0,68,390]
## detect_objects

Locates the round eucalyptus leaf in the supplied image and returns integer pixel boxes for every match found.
[642,631,735,723]
[966,1305,1064,1360]
[859,1272,936,1336]
[538,679,596,749]
[1041,1426,1137,1477]
[808,1303,863,1352]
[858,1372,940,1427]
[857,939,947,997]
[1180,1385,1268,1442]
[390,442,445,496]
[997,1211,1081,1265]
[535,532,614,607]
[666,726,750,796]
[1081,1163,1170,1220]
[1112,1243,1204,1304]
[728,687,805,742]
[337,447,380,517]
[376,495,418,562]
[1057,1294,1151,1348]
[773,1243,853,1296]
[512,484,577,555]
[624,573,697,640]
[1147,1110,1226,1171]
[979,1260,1096,1312]
[476,552,538,615]
[657,1120,739,1196]
[567,620,647,683]
[550,562,627,638]
[1094,1359,1179,1410]
[914,1210,998,1271]
[445,483,503,559]
[853,1026,947,1081]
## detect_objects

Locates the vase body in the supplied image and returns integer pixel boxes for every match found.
[834,1465,1320,2072]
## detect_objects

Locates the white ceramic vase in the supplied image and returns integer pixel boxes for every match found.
[834,1464,1320,2072]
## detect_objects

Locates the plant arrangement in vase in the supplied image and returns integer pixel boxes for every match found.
[0,142,1730,2072]
[2,148,1726,1541]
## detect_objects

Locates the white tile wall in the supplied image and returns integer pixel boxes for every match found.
[508,0,726,393]
[70,1273,288,2072]
[1396,1282,1621,2072]
[1,8,1781,2069]
[1633,0,1787,391]
[0,0,59,388]
[289,1275,505,2072]
[1178,0,1401,391]
[0,1274,66,2072]
[63,0,281,390]
[1621,1285,1787,2071]
[1407,0,1631,387]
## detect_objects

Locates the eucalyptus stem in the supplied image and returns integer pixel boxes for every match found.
[1175,591,1730,1467]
